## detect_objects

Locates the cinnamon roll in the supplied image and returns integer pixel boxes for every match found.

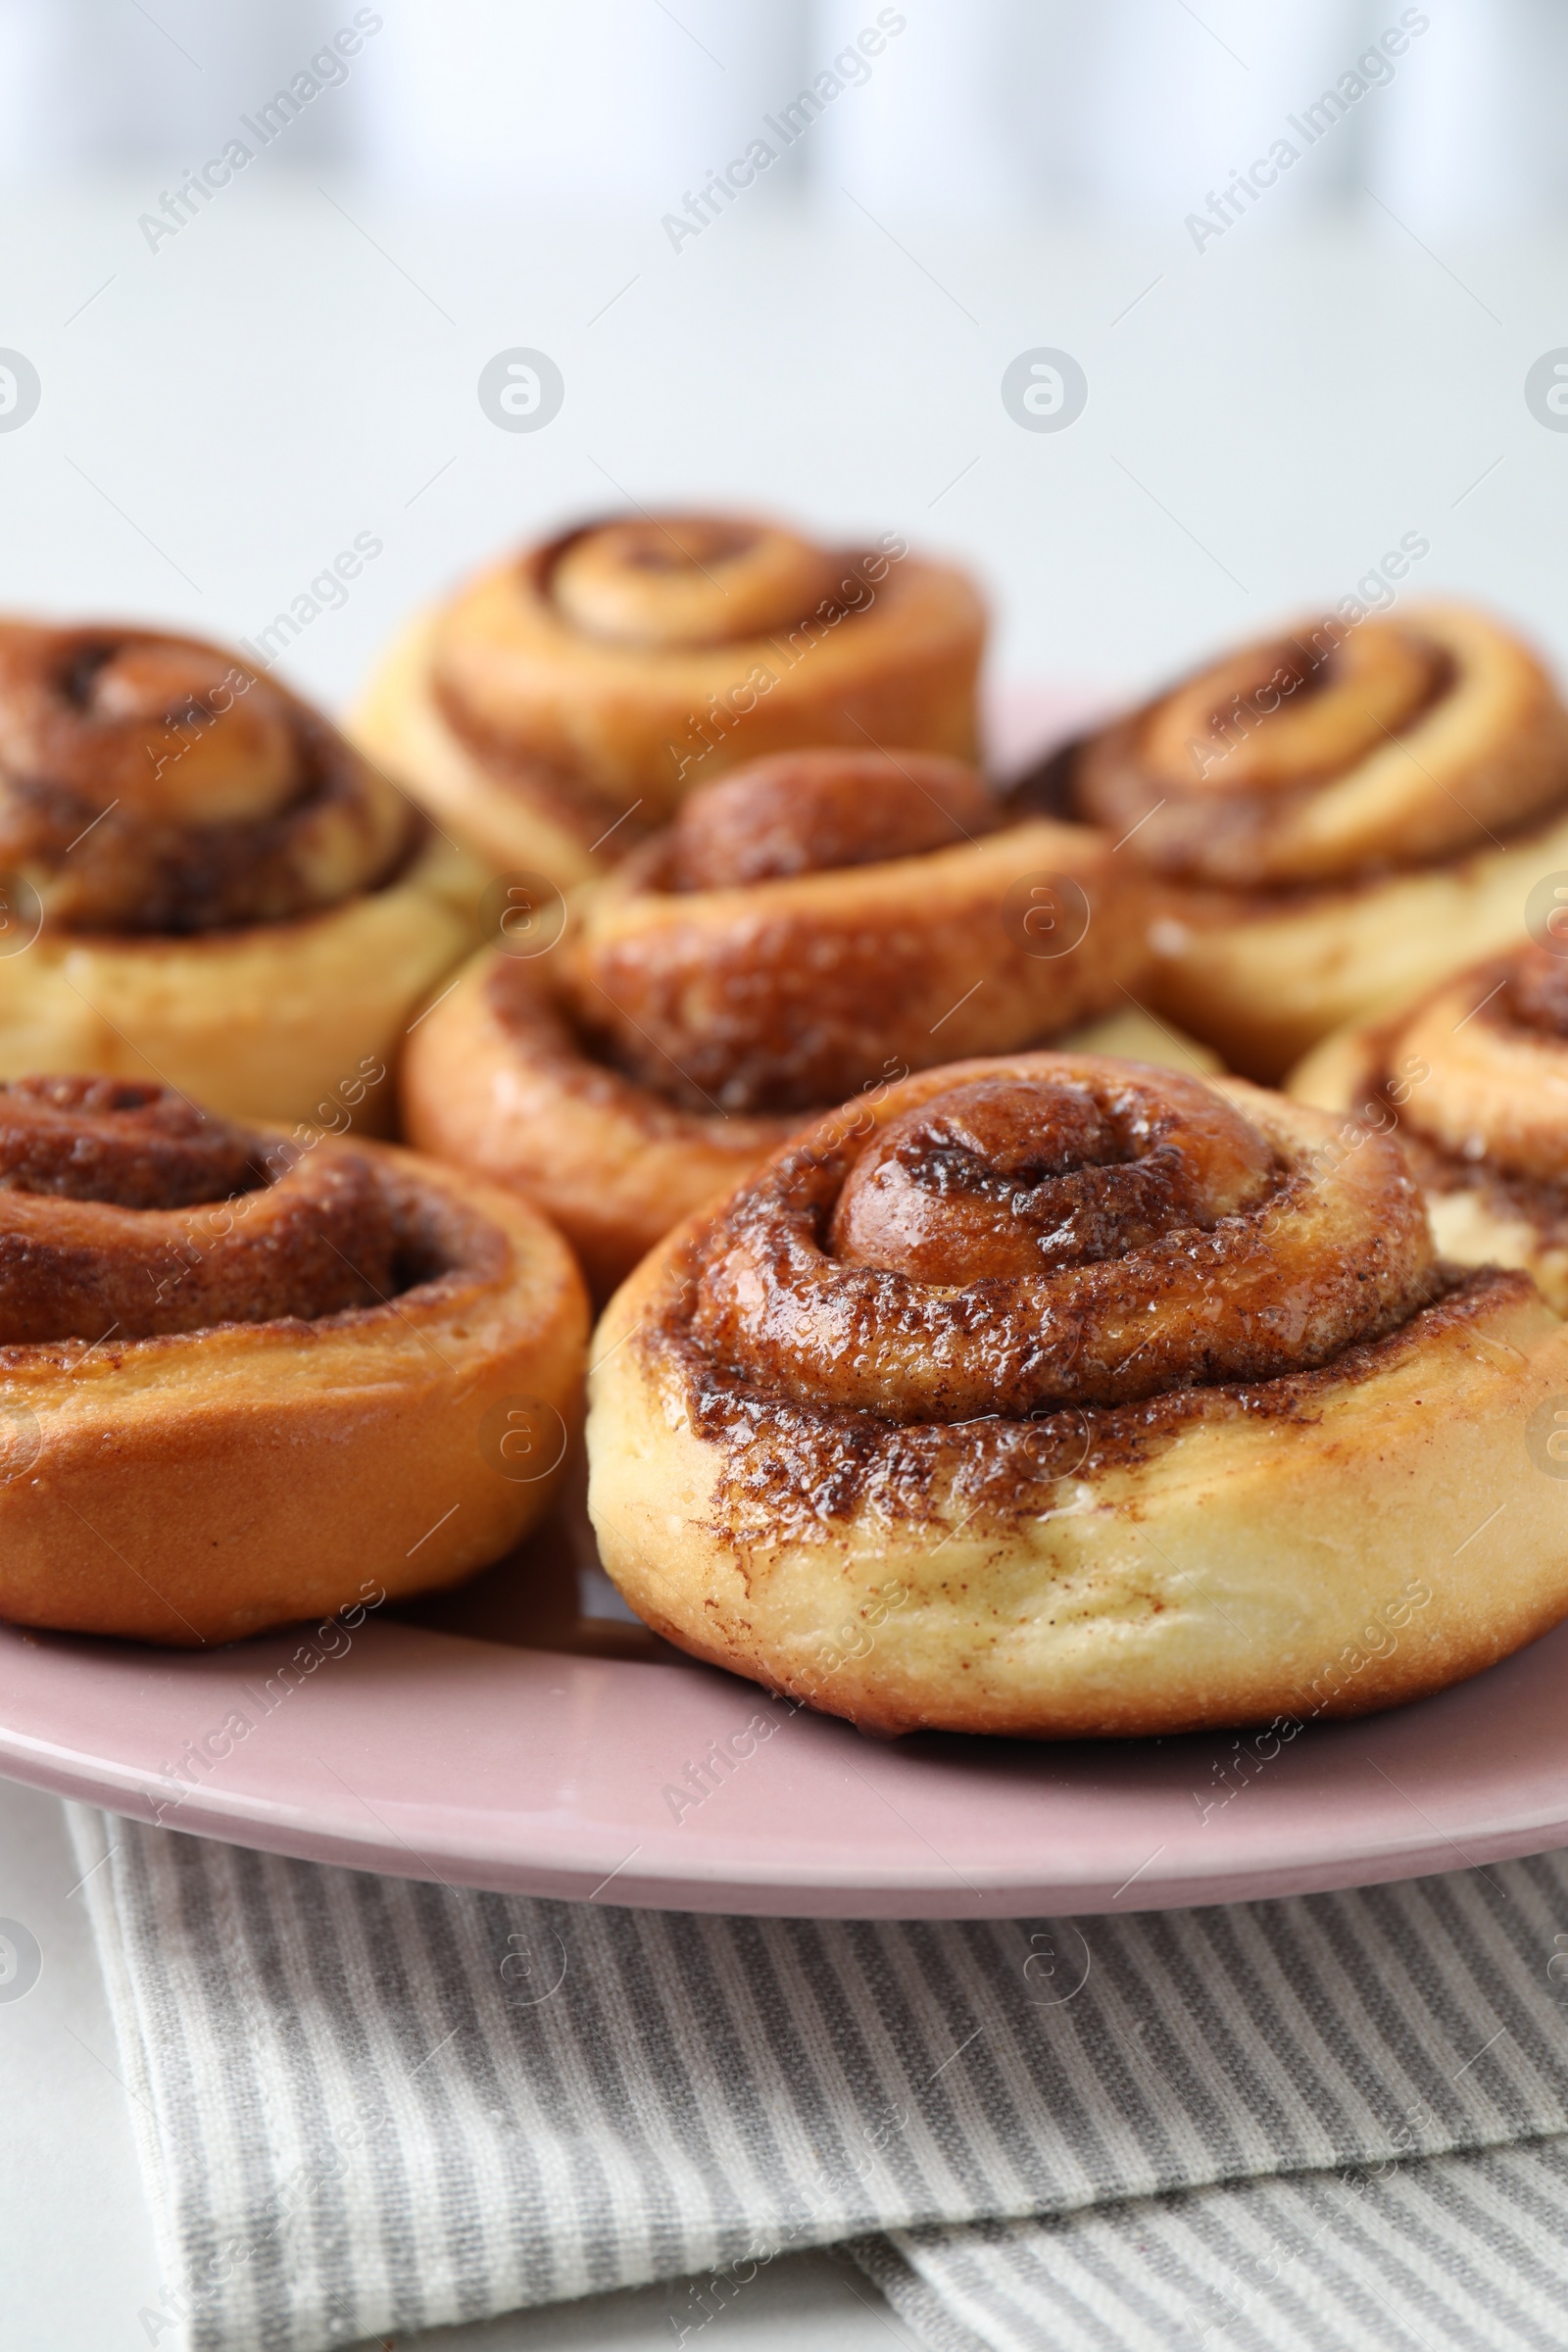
[0,1076,588,1644]
[0,621,480,1126]
[1292,940,1568,1312]
[351,512,987,885]
[1020,604,1568,1079]
[587,1053,1568,1738]
[403,749,1155,1297]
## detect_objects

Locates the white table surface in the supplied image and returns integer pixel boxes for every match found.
[1,179,1564,2348]
[2,179,1564,705]
[0,1774,910,2350]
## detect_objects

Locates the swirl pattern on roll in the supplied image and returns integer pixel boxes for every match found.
[561,750,1148,1113]
[669,1055,1437,1430]
[1062,605,1568,888]
[0,1075,415,1344]
[662,744,999,889]
[1369,946,1568,1181]
[1290,941,1568,1306]
[426,511,987,829]
[0,1072,589,1647]
[591,1047,1568,1740]
[0,623,414,931]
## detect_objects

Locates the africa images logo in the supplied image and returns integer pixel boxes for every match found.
[0,351,40,433]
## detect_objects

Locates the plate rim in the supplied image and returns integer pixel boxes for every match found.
[4,1612,1566,1918]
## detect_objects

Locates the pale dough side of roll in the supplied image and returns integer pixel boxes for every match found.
[1146,804,1568,1080]
[589,1242,1568,1739]
[350,611,609,887]
[0,834,483,1131]
[1057,1004,1222,1075]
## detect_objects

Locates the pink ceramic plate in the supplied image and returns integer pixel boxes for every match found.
[2,1518,1568,1917]
[2,686,1564,1917]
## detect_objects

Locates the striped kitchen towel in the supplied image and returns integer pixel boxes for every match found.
[71,1806,1568,2352]
[856,2132,1568,2352]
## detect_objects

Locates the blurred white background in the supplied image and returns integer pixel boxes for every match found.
[8,0,1568,224]
[0,0,1564,724]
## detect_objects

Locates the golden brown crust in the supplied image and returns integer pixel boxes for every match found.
[350,513,988,885]
[1072,604,1568,886]
[404,752,1155,1293]
[0,828,482,1130]
[670,1059,1435,1422]
[1036,605,1568,1078]
[662,748,998,889]
[0,620,483,1124]
[1291,941,1568,1310]
[0,1082,589,1642]
[567,790,1151,1114]
[402,949,796,1300]
[587,1052,1568,1738]
[0,621,413,930]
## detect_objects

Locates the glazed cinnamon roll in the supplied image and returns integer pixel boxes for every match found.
[403,749,1155,1297]
[1020,604,1568,1079]
[1292,940,1568,1312]
[352,512,987,885]
[588,1053,1568,1738]
[0,621,480,1125]
[0,1076,587,1644]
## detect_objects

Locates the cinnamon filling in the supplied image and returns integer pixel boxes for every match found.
[428,516,907,808]
[678,1060,1432,1422]
[1355,942,1568,1239]
[683,1265,1506,1542]
[828,1077,1263,1281]
[0,1077,437,1346]
[546,514,841,650]
[1039,609,1568,891]
[0,1075,268,1207]
[1498,950,1568,1039]
[493,752,1023,1118]
[1139,628,1442,799]
[1067,624,1456,886]
[1405,1136,1568,1245]
[0,622,414,933]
